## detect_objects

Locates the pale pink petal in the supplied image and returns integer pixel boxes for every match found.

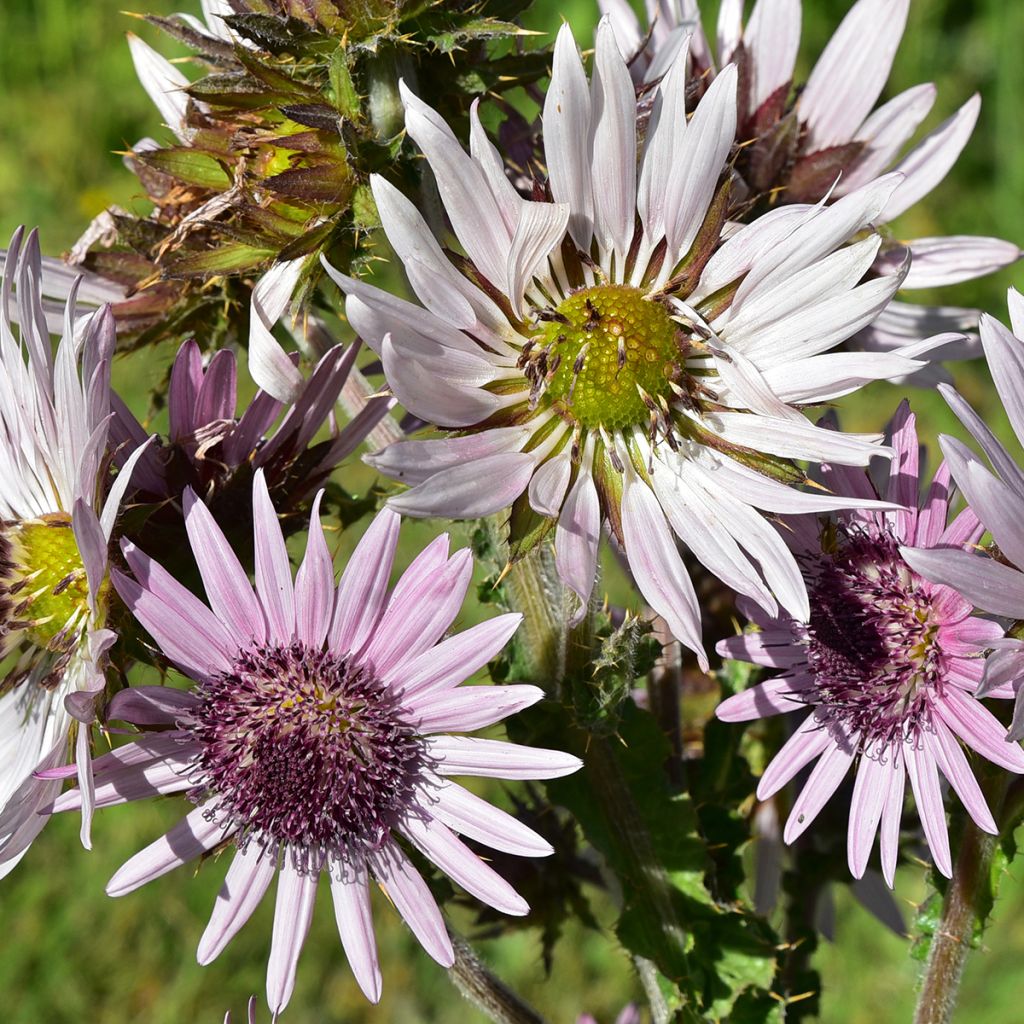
[400,814,529,916]
[883,94,980,222]
[198,844,277,964]
[900,236,1020,290]
[925,719,996,834]
[622,472,706,667]
[388,452,536,519]
[799,0,910,151]
[716,630,806,668]
[664,64,737,267]
[424,736,582,780]
[933,689,1024,772]
[900,547,1024,620]
[400,86,509,294]
[879,753,906,888]
[410,685,545,734]
[528,448,573,518]
[716,674,812,722]
[744,0,801,112]
[252,469,295,643]
[756,713,834,799]
[119,541,236,664]
[367,840,454,966]
[329,856,382,1003]
[107,805,234,896]
[415,778,553,856]
[387,613,522,699]
[555,441,601,622]
[111,567,234,682]
[266,861,318,1014]
[783,737,857,843]
[543,25,594,251]
[591,17,637,266]
[839,84,936,194]
[184,488,267,647]
[360,549,473,676]
[329,507,400,654]
[367,427,530,489]
[905,745,951,877]
[847,752,889,879]
[293,492,334,648]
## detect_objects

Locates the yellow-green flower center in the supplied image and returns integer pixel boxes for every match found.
[540,285,681,431]
[5,515,95,650]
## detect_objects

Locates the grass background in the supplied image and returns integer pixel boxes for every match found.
[1,0,1024,1021]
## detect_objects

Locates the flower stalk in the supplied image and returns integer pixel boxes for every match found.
[506,544,693,1009]
[913,775,1010,1024]
[448,931,547,1024]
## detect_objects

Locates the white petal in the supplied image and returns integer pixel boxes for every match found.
[799,0,910,151]
[882,95,980,222]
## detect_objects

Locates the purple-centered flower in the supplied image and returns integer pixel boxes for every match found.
[715,403,1024,882]
[600,0,1020,355]
[323,20,944,665]
[53,472,580,1014]
[110,336,391,507]
[903,289,1024,741]
[0,229,150,873]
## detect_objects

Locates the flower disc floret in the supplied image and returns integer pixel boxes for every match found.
[10,517,94,650]
[540,285,681,431]
[189,641,423,859]
[803,531,941,746]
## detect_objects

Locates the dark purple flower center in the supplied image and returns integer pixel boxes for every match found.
[803,529,942,748]
[186,642,423,864]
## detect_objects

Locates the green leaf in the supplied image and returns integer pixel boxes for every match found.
[137,149,232,190]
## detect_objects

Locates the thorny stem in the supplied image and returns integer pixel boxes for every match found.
[913,775,1010,1024]
[504,545,570,684]
[448,931,547,1024]
[506,545,692,1012]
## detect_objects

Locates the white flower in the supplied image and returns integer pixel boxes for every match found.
[323,22,938,663]
[0,229,149,873]
[599,0,1020,363]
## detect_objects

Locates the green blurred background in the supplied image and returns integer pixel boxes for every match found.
[1,1,1024,1021]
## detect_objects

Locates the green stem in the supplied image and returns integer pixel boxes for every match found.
[448,931,547,1024]
[506,546,692,1005]
[913,777,1009,1024]
[504,546,568,684]
[585,731,692,976]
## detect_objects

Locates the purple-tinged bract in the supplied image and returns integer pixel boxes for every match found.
[53,471,580,1014]
[716,403,1024,882]
[111,336,392,511]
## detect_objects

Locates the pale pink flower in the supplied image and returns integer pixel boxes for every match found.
[53,472,580,1014]
[904,289,1024,741]
[717,403,1024,882]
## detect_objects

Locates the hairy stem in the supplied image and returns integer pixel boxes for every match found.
[914,777,1009,1024]
[506,546,692,1005]
[448,931,547,1024]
